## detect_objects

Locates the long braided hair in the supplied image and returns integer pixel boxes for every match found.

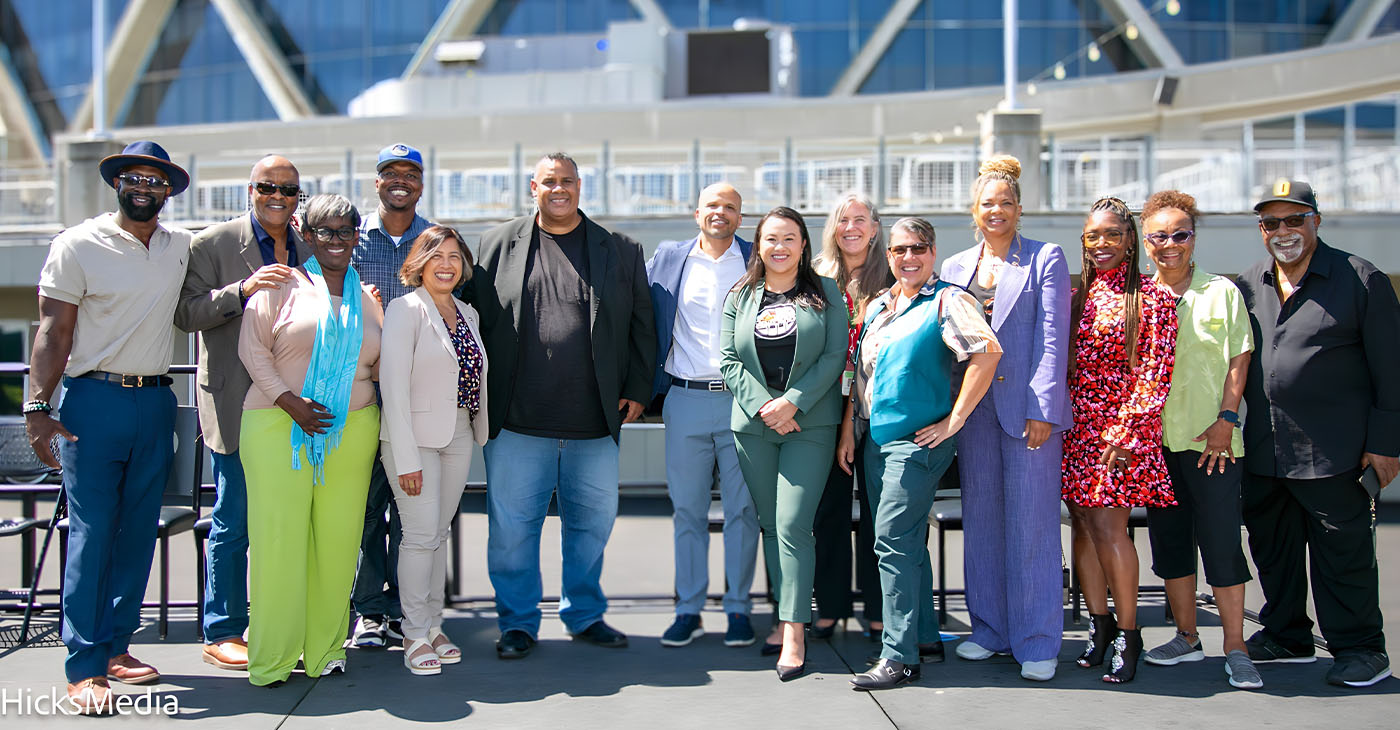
[1070,197,1144,372]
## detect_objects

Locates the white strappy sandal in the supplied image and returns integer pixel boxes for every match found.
[428,629,462,665]
[403,638,442,676]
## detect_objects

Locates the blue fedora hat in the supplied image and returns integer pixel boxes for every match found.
[98,140,190,196]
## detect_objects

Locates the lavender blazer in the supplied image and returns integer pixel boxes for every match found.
[941,236,1072,436]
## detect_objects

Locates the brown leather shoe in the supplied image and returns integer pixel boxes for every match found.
[67,677,113,715]
[203,637,249,670]
[106,653,161,685]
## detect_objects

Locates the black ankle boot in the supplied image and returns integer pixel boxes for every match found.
[1076,613,1117,668]
[1103,628,1143,684]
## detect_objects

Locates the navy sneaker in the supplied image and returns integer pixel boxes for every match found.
[661,614,704,647]
[1245,631,1315,664]
[724,613,756,647]
[1325,651,1391,688]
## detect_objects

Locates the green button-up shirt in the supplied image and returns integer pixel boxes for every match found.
[1161,268,1253,454]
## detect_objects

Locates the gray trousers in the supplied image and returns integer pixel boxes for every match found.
[663,385,760,615]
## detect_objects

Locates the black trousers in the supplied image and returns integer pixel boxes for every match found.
[812,448,882,622]
[1241,470,1385,654]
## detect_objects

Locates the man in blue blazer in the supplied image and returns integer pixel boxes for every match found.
[647,183,760,648]
[461,153,656,660]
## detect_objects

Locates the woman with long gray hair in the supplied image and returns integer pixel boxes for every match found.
[809,192,894,641]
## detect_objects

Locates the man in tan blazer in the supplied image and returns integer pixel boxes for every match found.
[174,155,310,671]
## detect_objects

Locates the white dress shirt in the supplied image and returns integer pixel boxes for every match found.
[665,240,747,381]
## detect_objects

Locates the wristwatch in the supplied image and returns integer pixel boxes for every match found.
[1217,409,1239,426]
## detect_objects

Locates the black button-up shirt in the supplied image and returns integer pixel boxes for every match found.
[1236,240,1400,479]
[250,213,298,267]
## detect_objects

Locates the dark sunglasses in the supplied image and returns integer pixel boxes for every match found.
[116,173,170,190]
[310,227,357,242]
[887,243,932,256]
[1144,230,1195,245]
[1258,211,1316,232]
[1081,230,1125,244]
[252,181,300,197]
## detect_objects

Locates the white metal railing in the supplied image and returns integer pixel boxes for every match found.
[7,141,1399,227]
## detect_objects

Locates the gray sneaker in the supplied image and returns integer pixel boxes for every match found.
[1225,650,1263,689]
[1143,633,1204,666]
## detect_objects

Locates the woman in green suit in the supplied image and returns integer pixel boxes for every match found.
[721,206,848,682]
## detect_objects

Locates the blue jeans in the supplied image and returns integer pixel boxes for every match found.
[350,454,402,619]
[483,429,619,636]
[202,450,249,643]
[58,377,175,682]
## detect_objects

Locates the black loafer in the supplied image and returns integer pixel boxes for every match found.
[496,629,536,660]
[851,659,919,691]
[571,620,628,648]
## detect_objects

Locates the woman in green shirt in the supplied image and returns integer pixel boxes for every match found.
[1138,190,1261,690]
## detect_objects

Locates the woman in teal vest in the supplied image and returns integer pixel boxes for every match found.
[720,206,848,682]
[839,217,1003,691]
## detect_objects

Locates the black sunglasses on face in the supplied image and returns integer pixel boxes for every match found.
[116,173,170,190]
[887,243,932,256]
[1145,230,1195,245]
[310,227,357,242]
[252,181,300,197]
[1258,212,1316,232]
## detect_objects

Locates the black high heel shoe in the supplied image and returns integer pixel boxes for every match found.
[1076,613,1117,668]
[776,662,808,682]
[809,618,844,640]
[1102,628,1142,684]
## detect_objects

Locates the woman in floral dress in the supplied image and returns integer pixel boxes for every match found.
[1063,196,1178,684]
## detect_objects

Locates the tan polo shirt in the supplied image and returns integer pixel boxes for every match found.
[37,212,192,377]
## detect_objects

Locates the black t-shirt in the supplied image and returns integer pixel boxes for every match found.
[967,277,997,323]
[504,222,610,439]
[754,287,799,391]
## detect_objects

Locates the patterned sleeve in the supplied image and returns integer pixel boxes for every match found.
[1101,286,1178,452]
[938,287,1003,361]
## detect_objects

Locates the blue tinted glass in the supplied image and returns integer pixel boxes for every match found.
[144,3,277,125]
[7,0,125,121]
[481,0,637,35]
[794,28,853,96]
[933,28,1000,89]
[860,27,926,94]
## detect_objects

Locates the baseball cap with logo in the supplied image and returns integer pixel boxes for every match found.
[1253,178,1318,213]
[377,143,424,172]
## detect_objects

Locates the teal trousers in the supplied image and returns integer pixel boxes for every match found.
[734,425,836,623]
[864,434,955,664]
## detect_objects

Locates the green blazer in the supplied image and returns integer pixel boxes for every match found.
[720,275,848,435]
[460,211,656,442]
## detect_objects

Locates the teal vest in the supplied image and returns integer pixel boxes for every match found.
[859,280,957,445]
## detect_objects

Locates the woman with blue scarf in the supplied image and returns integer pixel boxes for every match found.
[238,194,383,686]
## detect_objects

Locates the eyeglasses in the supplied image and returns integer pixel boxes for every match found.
[379,169,422,184]
[116,173,170,190]
[1258,211,1316,232]
[887,243,932,256]
[252,181,300,197]
[310,227,357,242]
[1081,230,1125,244]
[1144,230,1195,245]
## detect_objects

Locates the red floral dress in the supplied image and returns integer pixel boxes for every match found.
[1062,262,1178,508]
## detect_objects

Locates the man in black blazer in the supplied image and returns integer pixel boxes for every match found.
[462,152,655,659]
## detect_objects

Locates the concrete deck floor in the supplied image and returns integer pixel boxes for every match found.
[0,500,1395,728]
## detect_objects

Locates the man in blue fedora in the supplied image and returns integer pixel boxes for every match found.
[26,140,192,714]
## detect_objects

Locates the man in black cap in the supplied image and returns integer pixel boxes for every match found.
[348,142,435,646]
[1235,178,1399,688]
[26,140,193,713]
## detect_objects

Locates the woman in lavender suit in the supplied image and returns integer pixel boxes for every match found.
[939,156,1071,682]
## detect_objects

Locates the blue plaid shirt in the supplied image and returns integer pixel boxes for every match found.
[352,210,434,311]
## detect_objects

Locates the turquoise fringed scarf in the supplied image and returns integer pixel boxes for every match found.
[291,256,363,485]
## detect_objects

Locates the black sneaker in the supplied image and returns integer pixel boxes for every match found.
[1245,631,1316,664]
[661,614,703,647]
[495,629,536,660]
[1325,651,1391,688]
[352,615,387,648]
[571,620,629,648]
[385,619,405,641]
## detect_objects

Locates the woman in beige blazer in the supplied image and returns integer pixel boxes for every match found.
[378,225,489,676]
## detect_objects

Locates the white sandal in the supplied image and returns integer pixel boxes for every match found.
[428,629,461,665]
[403,638,441,676]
